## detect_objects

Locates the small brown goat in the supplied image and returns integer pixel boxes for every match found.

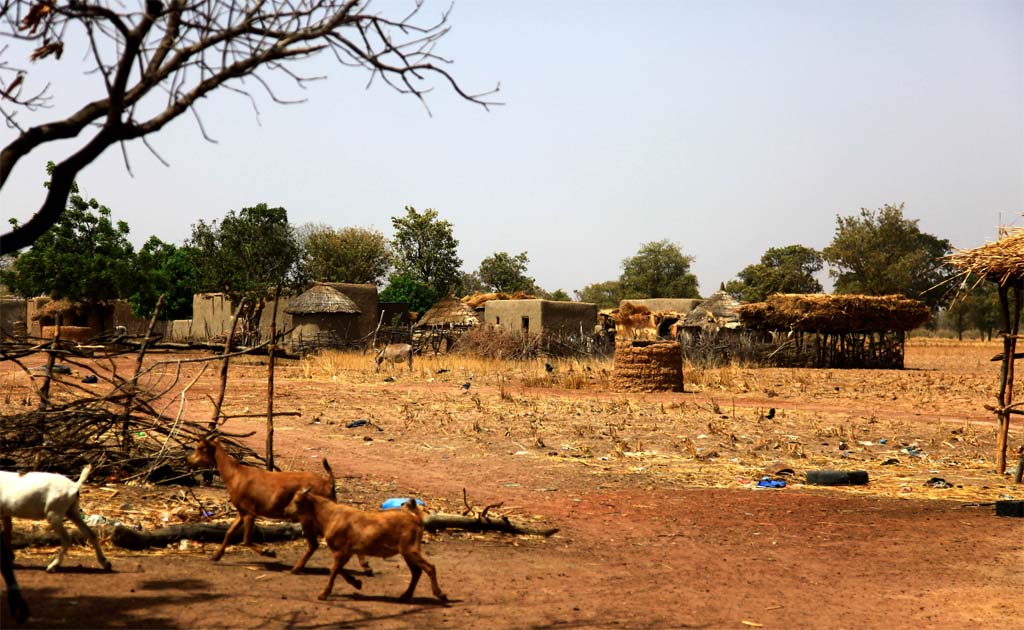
[186,437,369,574]
[284,489,447,602]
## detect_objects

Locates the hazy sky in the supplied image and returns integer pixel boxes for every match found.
[3,0,1022,297]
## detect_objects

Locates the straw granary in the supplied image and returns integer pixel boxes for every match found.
[285,283,363,350]
[946,227,1024,477]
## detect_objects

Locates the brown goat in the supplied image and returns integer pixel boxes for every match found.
[186,437,369,574]
[284,489,447,602]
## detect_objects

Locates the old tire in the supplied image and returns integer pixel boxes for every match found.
[806,470,869,486]
[995,500,1024,517]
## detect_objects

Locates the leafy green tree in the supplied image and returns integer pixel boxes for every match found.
[130,237,197,319]
[725,245,824,302]
[380,273,439,315]
[823,203,953,308]
[389,206,462,297]
[1,165,136,303]
[961,279,999,340]
[188,203,300,301]
[296,224,391,286]
[455,271,489,297]
[620,240,699,299]
[574,280,625,309]
[544,289,572,301]
[478,251,537,293]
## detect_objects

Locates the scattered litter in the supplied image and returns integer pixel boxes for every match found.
[436,368,450,374]
[901,446,925,457]
[881,458,900,466]
[514,450,530,456]
[878,438,888,445]
[31,364,71,374]
[381,497,425,510]
[756,477,786,489]
[383,376,395,382]
[82,375,98,384]
[924,477,953,489]
[346,419,368,429]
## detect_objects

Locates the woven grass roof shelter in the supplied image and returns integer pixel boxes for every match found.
[683,291,742,328]
[947,228,1024,479]
[461,291,536,310]
[284,284,361,315]
[417,295,480,328]
[738,294,930,333]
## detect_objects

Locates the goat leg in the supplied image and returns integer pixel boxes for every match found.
[290,524,319,573]
[212,514,245,561]
[45,517,70,572]
[240,514,276,558]
[66,508,112,571]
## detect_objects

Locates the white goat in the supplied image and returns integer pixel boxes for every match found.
[0,465,112,572]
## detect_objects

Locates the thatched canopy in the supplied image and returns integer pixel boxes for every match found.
[683,291,742,328]
[284,284,361,315]
[417,295,480,327]
[31,298,88,321]
[946,226,1024,285]
[738,294,930,333]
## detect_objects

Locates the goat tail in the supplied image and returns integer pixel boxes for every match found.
[322,458,337,500]
[76,464,93,487]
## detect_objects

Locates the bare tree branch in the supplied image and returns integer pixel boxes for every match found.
[1,0,500,252]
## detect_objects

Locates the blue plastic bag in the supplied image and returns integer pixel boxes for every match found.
[381,497,426,510]
[756,476,786,489]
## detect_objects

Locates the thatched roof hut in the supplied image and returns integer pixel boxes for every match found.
[738,294,930,333]
[946,226,1024,284]
[683,291,742,329]
[284,284,361,315]
[417,295,480,328]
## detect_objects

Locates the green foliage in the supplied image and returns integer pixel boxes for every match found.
[620,240,699,299]
[478,251,537,293]
[130,237,196,319]
[0,165,136,302]
[379,273,439,315]
[544,288,572,301]
[725,244,823,302]
[188,203,299,301]
[296,224,391,286]
[823,203,953,308]
[389,206,462,297]
[455,270,489,297]
[574,280,624,309]
[944,277,998,339]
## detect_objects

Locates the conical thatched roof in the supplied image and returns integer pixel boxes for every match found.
[31,298,88,321]
[738,293,930,333]
[683,291,741,327]
[416,295,480,327]
[946,226,1024,284]
[284,284,361,315]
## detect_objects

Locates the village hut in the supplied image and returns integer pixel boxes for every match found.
[946,228,1024,478]
[612,302,683,392]
[681,291,743,333]
[483,298,597,337]
[29,297,109,342]
[738,293,930,369]
[415,295,481,353]
[285,284,362,353]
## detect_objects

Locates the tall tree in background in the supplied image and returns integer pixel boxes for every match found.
[620,240,699,299]
[823,203,953,308]
[0,164,135,303]
[478,251,536,293]
[130,236,196,319]
[574,280,624,309]
[379,274,438,316]
[0,1,497,253]
[188,204,299,301]
[389,206,462,297]
[725,244,824,302]
[296,224,391,286]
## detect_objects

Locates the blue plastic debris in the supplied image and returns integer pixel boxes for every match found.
[756,476,786,489]
[381,497,426,510]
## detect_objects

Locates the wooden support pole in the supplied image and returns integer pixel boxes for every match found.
[266,286,282,471]
[209,297,248,430]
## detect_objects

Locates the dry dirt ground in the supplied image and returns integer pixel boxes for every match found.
[2,340,1022,629]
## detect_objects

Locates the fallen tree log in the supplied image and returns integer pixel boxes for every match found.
[10,512,558,552]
